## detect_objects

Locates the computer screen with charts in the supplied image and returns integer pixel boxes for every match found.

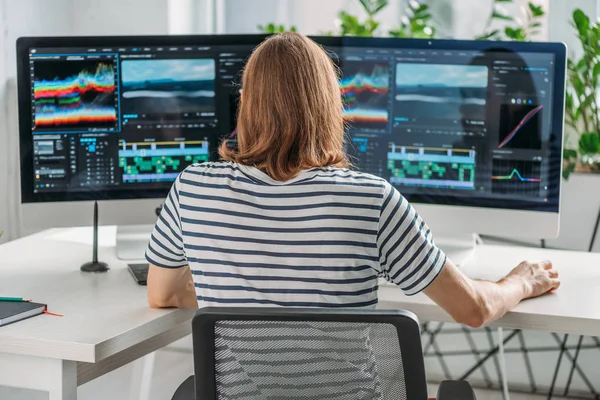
[18,36,257,201]
[331,41,564,212]
[17,35,566,235]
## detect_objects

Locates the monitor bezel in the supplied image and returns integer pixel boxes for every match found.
[17,35,566,213]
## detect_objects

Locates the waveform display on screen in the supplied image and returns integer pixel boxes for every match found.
[33,60,117,131]
[492,169,541,182]
[498,104,543,149]
[491,159,541,197]
[387,145,476,190]
[340,60,390,132]
[119,140,209,183]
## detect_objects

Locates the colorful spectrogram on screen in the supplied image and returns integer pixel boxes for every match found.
[340,60,390,132]
[33,61,117,130]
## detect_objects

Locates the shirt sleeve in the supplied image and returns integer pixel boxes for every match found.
[377,182,446,295]
[145,175,188,269]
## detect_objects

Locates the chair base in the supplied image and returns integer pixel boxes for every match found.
[437,380,477,400]
[171,375,194,400]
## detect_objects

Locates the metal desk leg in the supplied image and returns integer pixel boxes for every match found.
[497,327,510,400]
[129,351,156,400]
[0,352,77,400]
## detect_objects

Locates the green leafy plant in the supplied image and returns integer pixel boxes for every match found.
[563,9,600,178]
[257,23,297,34]
[478,0,544,41]
[337,10,380,36]
[335,0,389,37]
[260,0,436,38]
[388,1,436,39]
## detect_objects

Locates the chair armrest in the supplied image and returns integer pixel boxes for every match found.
[171,375,195,400]
[437,380,477,400]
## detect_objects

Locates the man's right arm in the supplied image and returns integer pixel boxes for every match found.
[423,259,560,328]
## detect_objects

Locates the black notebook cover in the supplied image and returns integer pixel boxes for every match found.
[0,301,46,326]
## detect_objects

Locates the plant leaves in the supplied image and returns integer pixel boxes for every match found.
[563,159,576,179]
[492,11,514,21]
[579,132,600,154]
[573,9,590,36]
[564,148,578,159]
[476,30,501,40]
[528,2,545,17]
[359,0,388,16]
[503,25,527,41]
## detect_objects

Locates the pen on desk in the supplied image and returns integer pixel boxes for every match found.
[0,297,31,302]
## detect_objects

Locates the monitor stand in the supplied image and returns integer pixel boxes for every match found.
[116,225,154,261]
[434,233,482,267]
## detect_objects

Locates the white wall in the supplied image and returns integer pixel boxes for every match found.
[0,0,75,243]
[0,0,172,242]
[70,0,169,36]
[549,0,597,57]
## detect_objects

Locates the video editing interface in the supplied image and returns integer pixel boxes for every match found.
[28,44,245,192]
[28,42,555,204]
[336,46,555,203]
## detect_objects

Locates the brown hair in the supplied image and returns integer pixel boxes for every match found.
[219,32,349,180]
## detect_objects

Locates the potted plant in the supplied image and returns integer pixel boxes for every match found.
[563,9,600,177]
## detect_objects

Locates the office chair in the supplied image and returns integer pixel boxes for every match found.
[172,307,477,400]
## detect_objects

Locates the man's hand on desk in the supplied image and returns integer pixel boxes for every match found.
[423,259,560,329]
[501,260,560,299]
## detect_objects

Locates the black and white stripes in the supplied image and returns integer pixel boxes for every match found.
[146,161,446,308]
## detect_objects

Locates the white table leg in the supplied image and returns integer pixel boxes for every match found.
[0,351,77,400]
[129,351,156,400]
[497,327,510,400]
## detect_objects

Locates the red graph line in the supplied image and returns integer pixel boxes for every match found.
[498,105,543,148]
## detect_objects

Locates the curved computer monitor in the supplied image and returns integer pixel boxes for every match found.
[16,35,566,239]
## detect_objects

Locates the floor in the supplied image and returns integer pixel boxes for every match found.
[0,335,569,400]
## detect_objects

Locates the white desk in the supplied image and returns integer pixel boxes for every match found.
[0,227,194,400]
[1,228,600,399]
[379,244,600,337]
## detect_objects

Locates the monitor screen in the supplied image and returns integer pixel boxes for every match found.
[23,41,252,196]
[17,35,565,213]
[329,43,563,212]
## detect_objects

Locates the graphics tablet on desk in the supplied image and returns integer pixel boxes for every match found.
[128,263,149,285]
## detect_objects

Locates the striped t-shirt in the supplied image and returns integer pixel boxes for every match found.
[146,161,446,308]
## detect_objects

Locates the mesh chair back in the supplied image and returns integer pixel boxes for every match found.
[192,308,428,400]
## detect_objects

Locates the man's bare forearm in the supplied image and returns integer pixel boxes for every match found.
[471,275,529,325]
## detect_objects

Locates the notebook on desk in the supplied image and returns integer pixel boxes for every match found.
[0,301,46,327]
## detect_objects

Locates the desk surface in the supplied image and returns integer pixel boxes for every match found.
[378,243,600,336]
[1,228,600,365]
[0,227,194,363]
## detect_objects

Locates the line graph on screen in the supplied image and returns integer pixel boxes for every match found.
[498,104,543,149]
[492,159,542,197]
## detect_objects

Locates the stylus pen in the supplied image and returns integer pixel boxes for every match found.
[0,297,31,302]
